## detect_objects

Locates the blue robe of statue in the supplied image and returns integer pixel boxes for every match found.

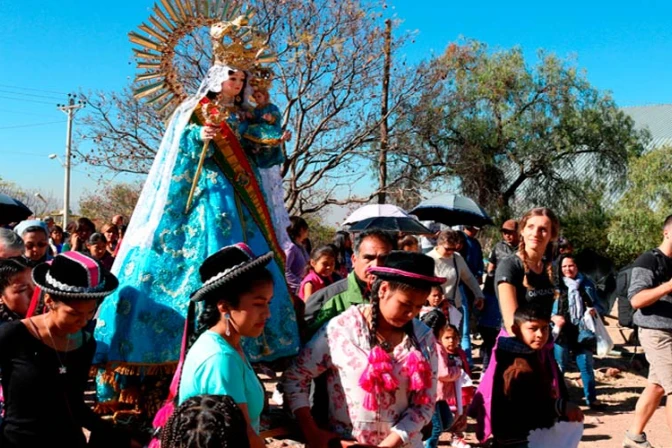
[93,99,300,405]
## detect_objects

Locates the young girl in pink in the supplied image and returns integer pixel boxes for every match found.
[298,245,338,302]
[440,324,474,448]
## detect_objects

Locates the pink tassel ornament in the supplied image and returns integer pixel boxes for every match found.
[403,348,433,406]
[359,346,399,411]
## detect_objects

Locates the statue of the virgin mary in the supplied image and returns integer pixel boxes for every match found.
[93,4,299,410]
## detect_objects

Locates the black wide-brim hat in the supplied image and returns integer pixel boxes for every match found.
[190,243,273,303]
[32,251,119,300]
[367,250,445,288]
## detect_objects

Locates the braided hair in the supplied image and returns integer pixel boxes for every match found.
[368,278,431,351]
[0,257,31,322]
[160,394,250,448]
[517,207,559,288]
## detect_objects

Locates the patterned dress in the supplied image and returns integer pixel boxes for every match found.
[283,304,437,447]
[94,100,300,407]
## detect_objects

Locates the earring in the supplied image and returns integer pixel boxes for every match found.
[224,312,231,337]
[235,95,241,102]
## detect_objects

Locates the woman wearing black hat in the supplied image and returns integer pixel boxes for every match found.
[0,252,139,448]
[176,243,275,448]
[283,251,444,448]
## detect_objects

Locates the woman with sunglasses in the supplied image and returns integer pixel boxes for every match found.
[13,220,50,264]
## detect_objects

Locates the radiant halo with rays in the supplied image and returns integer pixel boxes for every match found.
[129,0,276,117]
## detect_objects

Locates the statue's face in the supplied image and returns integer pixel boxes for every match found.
[221,71,246,98]
[252,90,269,106]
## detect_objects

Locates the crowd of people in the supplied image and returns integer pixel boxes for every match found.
[2,205,671,447]
[1,13,670,448]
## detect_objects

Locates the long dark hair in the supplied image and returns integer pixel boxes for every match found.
[286,216,308,243]
[186,268,274,351]
[332,231,351,270]
[161,394,250,448]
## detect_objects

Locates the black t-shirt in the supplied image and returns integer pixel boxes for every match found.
[488,241,517,267]
[495,255,557,318]
[0,321,115,447]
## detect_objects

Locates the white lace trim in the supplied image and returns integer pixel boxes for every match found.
[46,271,106,293]
[201,261,248,287]
[112,63,253,273]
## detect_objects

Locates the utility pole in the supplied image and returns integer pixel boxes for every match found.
[377,19,392,205]
[57,94,85,228]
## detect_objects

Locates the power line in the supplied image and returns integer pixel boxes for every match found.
[0,89,64,101]
[0,120,66,130]
[0,83,68,96]
[0,95,56,105]
[0,109,59,118]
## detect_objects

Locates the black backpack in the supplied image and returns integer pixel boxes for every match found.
[616,249,668,328]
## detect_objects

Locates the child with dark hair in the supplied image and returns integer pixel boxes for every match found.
[439,325,473,448]
[86,233,115,271]
[332,230,353,277]
[420,309,456,448]
[161,394,250,448]
[298,245,339,302]
[0,257,33,325]
[491,306,583,447]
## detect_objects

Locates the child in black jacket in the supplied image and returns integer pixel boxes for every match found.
[492,306,583,447]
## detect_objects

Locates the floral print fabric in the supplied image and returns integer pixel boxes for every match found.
[283,304,437,447]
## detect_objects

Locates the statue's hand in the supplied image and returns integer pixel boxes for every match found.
[200,125,218,141]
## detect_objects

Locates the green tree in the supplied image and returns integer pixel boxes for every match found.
[606,146,672,267]
[398,41,648,219]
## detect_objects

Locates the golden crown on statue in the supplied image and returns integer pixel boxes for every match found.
[210,16,276,71]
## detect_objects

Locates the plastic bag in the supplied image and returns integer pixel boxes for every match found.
[587,311,613,357]
[528,421,583,447]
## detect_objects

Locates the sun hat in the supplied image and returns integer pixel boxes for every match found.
[367,250,445,287]
[14,219,48,237]
[190,243,273,303]
[32,251,118,299]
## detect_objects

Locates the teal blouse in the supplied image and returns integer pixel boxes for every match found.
[178,330,265,433]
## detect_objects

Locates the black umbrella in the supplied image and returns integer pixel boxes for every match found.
[0,193,33,225]
[409,193,493,228]
[347,216,431,235]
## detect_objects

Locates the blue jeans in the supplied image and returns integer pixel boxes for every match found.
[459,285,474,367]
[424,401,453,448]
[554,342,597,404]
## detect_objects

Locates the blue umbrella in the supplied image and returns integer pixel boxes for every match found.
[409,193,493,228]
[0,193,33,225]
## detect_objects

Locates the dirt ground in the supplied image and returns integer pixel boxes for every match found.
[264,314,670,447]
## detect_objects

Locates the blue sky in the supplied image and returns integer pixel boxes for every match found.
[1,0,671,212]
